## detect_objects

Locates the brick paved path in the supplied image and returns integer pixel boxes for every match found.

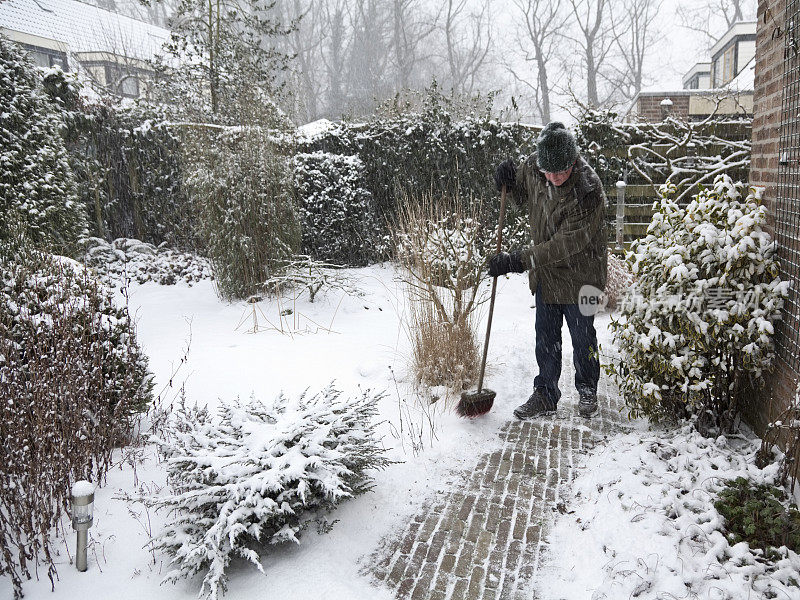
[368,378,627,600]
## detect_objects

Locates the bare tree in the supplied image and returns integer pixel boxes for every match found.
[677,0,756,47]
[507,0,570,124]
[608,0,663,102]
[344,0,392,114]
[567,0,616,107]
[442,0,493,97]
[390,0,439,91]
[276,0,326,122]
[315,0,349,117]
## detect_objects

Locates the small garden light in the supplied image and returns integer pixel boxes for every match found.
[70,480,94,572]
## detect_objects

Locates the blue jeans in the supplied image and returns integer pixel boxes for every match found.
[533,286,599,404]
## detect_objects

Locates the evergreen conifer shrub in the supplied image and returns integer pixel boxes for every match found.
[183,127,300,300]
[608,177,788,431]
[140,384,390,600]
[0,36,85,253]
[299,84,538,245]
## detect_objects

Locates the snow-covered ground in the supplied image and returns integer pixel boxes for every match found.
[539,426,800,600]
[14,264,613,600]
[10,264,798,600]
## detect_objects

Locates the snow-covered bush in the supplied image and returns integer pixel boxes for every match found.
[140,384,389,600]
[0,243,152,599]
[183,126,300,300]
[299,84,538,249]
[262,255,363,303]
[294,151,386,265]
[82,237,212,287]
[0,36,85,253]
[0,243,153,415]
[608,177,788,431]
[396,195,489,391]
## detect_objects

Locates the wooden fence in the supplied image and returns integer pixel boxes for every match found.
[592,120,752,252]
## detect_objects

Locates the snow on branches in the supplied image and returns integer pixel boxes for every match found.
[576,106,751,203]
[608,176,788,432]
[139,384,390,600]
[0,36,85,253]
[294,151,386,266]
[83,237,213,288]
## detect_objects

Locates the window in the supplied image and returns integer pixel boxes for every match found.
[105,64,140,98]
[713,59,722,87]
[22,45,68,70]
[722,46,735,84]
[117,75,139,97]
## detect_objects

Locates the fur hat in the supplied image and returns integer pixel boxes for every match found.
[536,122,579,173]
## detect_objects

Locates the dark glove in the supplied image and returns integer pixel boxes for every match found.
[494,158,516,191]
[488,251,526,277]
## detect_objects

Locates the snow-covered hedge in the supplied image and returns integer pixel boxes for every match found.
[608,177,788,431]
[0,244,152,599]
[37,66,197,251]
[0,36,85,254]
[83,237,212,287]
[141,384,390,600]
[294,151,386,265]
[299,86,538,251]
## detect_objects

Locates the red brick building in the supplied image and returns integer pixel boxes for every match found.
[628,21,756,122]
[750,0,800,431]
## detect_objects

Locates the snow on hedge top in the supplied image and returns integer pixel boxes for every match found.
[297,119,336,142]
[0,0,169,62]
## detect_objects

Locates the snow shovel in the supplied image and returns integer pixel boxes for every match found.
[456,184,508,417]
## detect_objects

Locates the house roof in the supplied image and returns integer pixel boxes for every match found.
[682,62,712,87]
[0,0,169,61]
[709,20,756,59]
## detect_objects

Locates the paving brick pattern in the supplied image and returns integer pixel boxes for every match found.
[368,374,627,600]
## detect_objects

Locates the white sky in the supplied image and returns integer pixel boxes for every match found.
[490,0,757,123]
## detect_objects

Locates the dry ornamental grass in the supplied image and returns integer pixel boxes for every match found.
[395,194,490,394]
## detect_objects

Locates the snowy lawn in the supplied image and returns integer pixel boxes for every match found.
[539,425,800,600]
[12,264,615,600]
[9,262,799,600]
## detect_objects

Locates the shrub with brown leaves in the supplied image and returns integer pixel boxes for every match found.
[0,244,152,598]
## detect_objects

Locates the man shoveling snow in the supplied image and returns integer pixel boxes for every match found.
[490,122,608,420]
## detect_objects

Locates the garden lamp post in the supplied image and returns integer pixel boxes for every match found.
[615,180,626,250]
[71,480,94,572]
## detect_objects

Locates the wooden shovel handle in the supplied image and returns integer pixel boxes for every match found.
[476,185,507,393]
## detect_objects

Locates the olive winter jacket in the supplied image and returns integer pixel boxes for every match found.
[511,153,608,304]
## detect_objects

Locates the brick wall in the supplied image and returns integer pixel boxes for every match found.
[636,95,690,121]
[750,0,794,433]
[751,0,786,237]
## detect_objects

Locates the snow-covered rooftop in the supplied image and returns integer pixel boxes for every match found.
[682,62,712,87]
[0,0,169,61]
[709,20,757,59]
[726,55,755,92]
